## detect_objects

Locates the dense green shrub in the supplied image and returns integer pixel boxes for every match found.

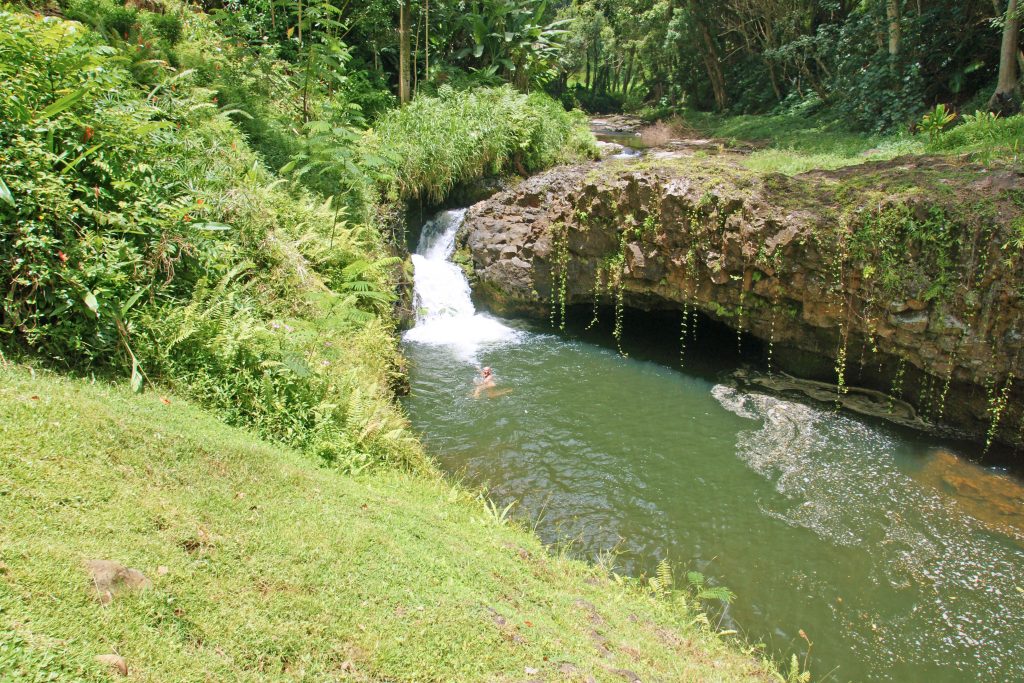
[105,5,138,37]
[176,33,304,174]
[0,10,185,363]
[370,85,596,202]
[343,69,397,122]
[150,11,183,44]
[0,8,422,472]
[929,111,1024,160]
[61,0,119,29]
[1,1,596,472]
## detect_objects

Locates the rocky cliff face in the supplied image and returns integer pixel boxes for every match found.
[461,150,1024,450]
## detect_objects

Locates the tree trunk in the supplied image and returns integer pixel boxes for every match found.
[886,0,900,57]
[692,5,727,111]
[990,0,1021,115]
[398,0,412,104]
[412,6,419,96]
[765,58,782,101]
[622,46,635,97]
[424,0,429,85]
[514,55,529,91]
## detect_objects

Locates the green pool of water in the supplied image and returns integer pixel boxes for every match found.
[403,312,1024,683]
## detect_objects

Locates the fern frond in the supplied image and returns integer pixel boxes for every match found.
[698,586,736,605]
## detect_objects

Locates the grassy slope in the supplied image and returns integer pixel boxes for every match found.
[679,109,1024,175]
[679,111,923,174]
[0,366,773,682]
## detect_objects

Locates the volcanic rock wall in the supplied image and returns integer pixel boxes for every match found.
[461,152,1024,449]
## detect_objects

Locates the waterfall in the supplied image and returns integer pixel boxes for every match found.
[403,209,520,356]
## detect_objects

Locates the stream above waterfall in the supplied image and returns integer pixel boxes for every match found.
[401,208,1024,683]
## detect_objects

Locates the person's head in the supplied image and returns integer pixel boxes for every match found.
[482,366,492,377]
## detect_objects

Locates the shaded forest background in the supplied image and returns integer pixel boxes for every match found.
[171,0,1022,132]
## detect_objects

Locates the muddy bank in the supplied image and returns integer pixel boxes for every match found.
[460,150,1024,449]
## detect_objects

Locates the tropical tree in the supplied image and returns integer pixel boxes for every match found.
[990,0,1021,114]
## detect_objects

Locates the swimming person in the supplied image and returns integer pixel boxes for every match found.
[473,366,496,398]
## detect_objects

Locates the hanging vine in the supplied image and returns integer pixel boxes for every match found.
[921,370,937,419]
[608,217,644,357]
[889,358,907,413]
[548,222,570,331]
[935,350,958,422]
[985,372,1015,451]
[586,264,605,331]
[835,342,848,399]
[612,263,626,356]
[736,288,745,356]
[680,300,689,367]
[690,296,699,347]
[835,297,854,398]
[986,344,1024,450]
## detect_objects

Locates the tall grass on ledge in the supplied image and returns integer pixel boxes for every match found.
[370,85,596,203]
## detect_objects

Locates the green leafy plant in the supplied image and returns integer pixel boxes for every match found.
[370,86,595,203]
[0,8,424,474]
[918,103,957,142]
[647,558,736,607]
[773,654,812,683]
[455,0,570,90]
[477,494,518,527]
[685,570,736,606]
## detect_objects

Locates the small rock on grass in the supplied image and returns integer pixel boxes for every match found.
[86,559,151,604]
[610,668,641,683]
[95,654,128,676]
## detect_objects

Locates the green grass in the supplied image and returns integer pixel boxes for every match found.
[370,86,596,203]
[678,109,1024,174]
[0,365,775,682]
[680,111,924,174]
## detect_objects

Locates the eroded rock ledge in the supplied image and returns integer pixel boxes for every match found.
[461,151,1024,450]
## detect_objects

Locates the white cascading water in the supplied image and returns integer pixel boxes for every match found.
[403,208,520,357]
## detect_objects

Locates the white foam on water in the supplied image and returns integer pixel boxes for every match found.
[712,383,1024,677]
[403,208,521,360]
[611,146,642,159]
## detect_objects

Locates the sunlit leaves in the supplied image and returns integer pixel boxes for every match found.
[0,177,14,207]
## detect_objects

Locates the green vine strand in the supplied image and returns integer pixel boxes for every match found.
[835,342,848,399]
[736,290,745,356]
[889,358,907,413]
[548,223,570,331]
[690,302,699,347]
[613,276,627,356]
[767,294,779,375]
[680,301,689,367]
[586,266,604,331]
[935,351,957,422]
[916,372,934,421]
[985,373,1015,451]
